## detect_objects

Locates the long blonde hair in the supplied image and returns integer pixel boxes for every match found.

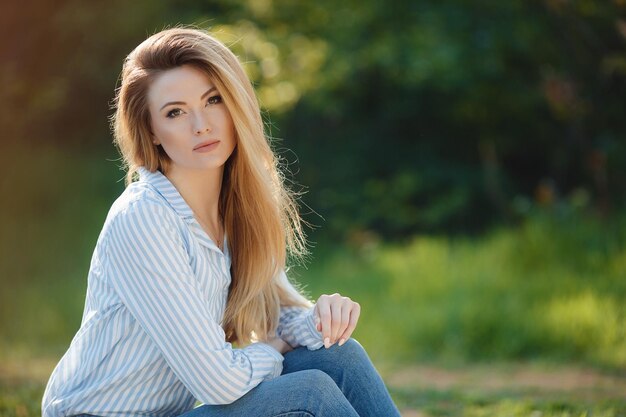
[110,26,310,345]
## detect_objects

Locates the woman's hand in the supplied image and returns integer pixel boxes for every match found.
[314,293,361,348]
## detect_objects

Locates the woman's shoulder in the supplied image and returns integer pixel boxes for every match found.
[102,181,183,239]
[110,180,161,210]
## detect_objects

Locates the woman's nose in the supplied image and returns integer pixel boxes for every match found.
[193,113,212,135]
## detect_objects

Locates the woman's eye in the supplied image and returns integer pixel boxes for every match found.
[166,109,183,118]
[165,96,221,118]
[207,95,222,105]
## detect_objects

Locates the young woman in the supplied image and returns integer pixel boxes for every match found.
[42,27,401,417]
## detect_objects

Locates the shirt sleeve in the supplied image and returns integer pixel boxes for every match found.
[103,199,283,405]
[274,271,324,350]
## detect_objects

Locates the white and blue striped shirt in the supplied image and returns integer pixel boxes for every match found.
[42,166,323,417]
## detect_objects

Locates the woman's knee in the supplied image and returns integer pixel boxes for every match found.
[282,338,374,380]
[335,338,366,356]
[324,338,370,367]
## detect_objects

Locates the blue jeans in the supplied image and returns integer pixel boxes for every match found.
[179,338,401,417]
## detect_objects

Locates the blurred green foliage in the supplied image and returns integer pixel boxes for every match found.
[2,0,625,238]
[297,208,626,368]
[1,146,624,370]
[1,0,625,365]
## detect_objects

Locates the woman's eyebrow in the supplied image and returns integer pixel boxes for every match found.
[159,86,217,111]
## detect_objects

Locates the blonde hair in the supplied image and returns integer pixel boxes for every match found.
[110,26,310,345]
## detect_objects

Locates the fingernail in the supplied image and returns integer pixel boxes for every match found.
[324,337,330,348]
[338,338,346,346]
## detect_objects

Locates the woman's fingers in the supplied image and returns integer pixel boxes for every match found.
[338,302,361,346]
[315,298,332,348]
[314,294,360,348]
[337,301,352,344]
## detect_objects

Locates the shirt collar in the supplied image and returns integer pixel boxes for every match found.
[137,166,195,220]
[136,166,229,257]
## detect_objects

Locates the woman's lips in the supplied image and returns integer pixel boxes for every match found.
[193,140,220,152]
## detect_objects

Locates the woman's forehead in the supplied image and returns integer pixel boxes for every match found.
[148,65,216,107]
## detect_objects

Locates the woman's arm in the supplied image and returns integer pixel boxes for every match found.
[274,270,322,350]
[104,199,283,405]
[276,304,323,350]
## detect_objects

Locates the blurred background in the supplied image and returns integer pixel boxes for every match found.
[1,0,625,416]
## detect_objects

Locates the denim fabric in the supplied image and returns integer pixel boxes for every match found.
[179,339,401,417]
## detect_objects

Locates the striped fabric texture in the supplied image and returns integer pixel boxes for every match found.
[42,166,323,417]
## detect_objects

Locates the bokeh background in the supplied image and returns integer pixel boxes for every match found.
[1,1,625,416]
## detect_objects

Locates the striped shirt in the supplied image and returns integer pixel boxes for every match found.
[42,166,323,417]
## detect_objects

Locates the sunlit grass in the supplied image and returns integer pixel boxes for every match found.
[389,387,626,417]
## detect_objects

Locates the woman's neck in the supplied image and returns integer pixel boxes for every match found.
[165,165,223,228]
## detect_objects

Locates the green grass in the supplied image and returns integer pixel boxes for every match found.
[390,389,626,417]
[1,144,625,416]
[3,357,625,416]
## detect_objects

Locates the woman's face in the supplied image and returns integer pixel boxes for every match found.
[147,64,236,173]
